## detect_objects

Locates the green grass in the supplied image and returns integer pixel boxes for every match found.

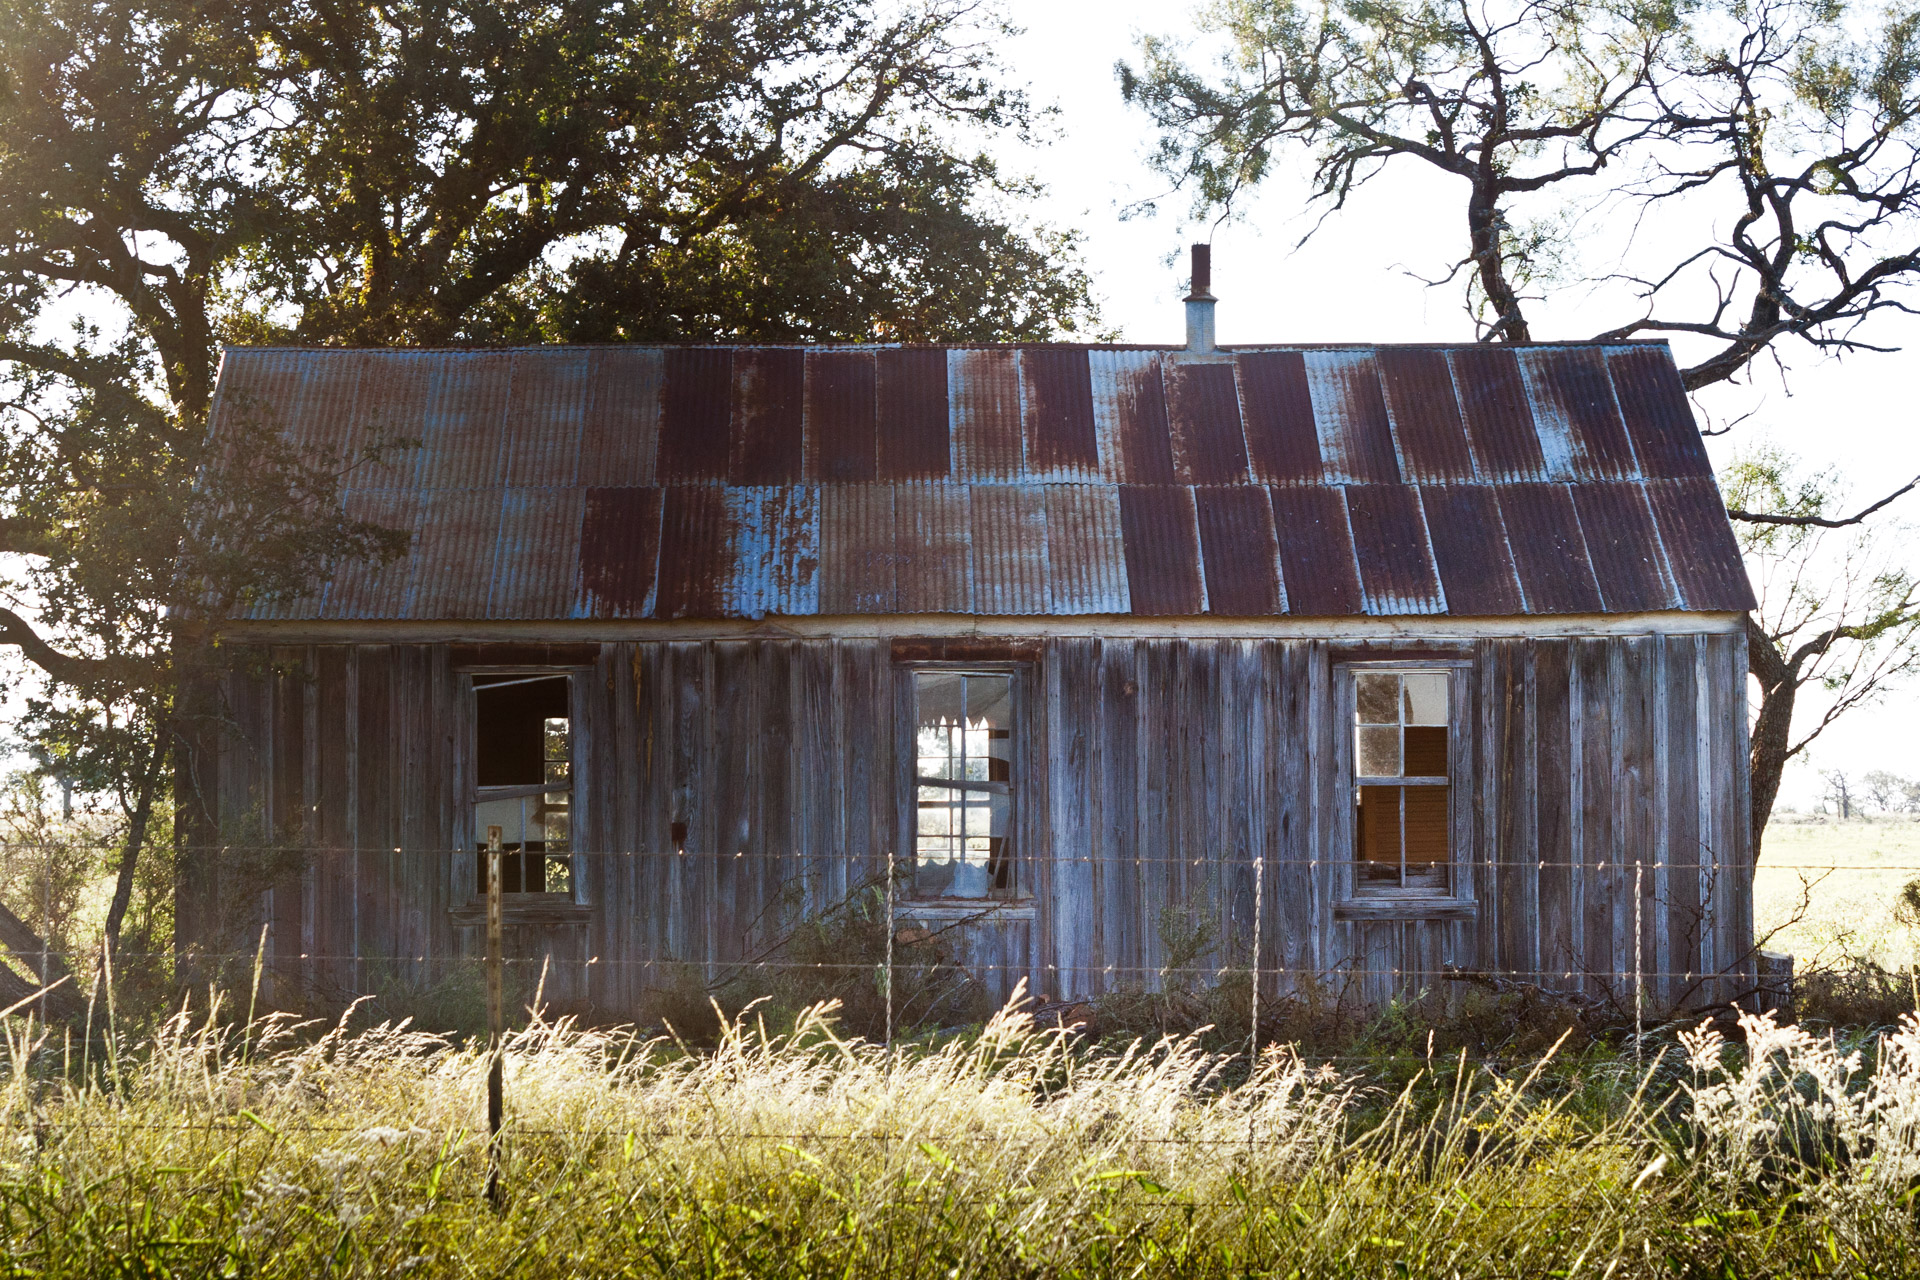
[1755,815,1920,966]
[5,996,1920,1277]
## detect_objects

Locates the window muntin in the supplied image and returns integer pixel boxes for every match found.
[473,674,572,896]
[913,670,1014,899]
[1353,670,1451,894]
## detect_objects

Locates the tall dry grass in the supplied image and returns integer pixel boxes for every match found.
[4,990,1920,1277]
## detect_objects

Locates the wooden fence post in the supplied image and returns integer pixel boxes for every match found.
[485,824,504,1210]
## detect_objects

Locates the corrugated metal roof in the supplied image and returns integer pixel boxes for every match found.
[212,341,1756,620]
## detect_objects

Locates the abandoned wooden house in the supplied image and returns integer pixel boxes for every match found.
[183,253,1757,1017]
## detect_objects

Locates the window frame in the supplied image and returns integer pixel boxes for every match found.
[1333,659,1476,917]
[897,660,1029,906]
[455,665,591,907]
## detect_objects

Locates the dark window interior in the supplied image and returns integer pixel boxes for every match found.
[474,674,570,894]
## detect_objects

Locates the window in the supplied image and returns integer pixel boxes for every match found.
[912,670,1015,899]
[1352,669,1451,894]
[472,674,572,896]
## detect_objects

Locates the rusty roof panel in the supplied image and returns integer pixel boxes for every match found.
[503,349,589,487]
[1418,485,1524,616]
[578,346,660,486]
[1496,483,1603,613]
[653,485,733,618]
[1044,484,1128,613]
[1344,485,1445,614]
[1305,350,1400,485]
[1268,485,1363,615]
[220,341,1742,622]
[345,352,438,490]
[1167,361,1250,485]
[1194,485,1282,615]
[969,483,1049,614]
[657,348,733,482]
[1517,347,1638,481]
[727,348,805,485]
[577,486,663,617]
[1022,348,1100,480]
[818,484,897,613]
[1118,486,1204,616]
[805,350,877,483]
[1605,346,1709,479]
[950,348,1022,481]
[415,353,511,488]
[1089,349,1174,484]
[404,487,503,619]
[1237,351,1323,485]
[894,483,972,612]
[491,486,585,617]
[1447,347,1545,482]
[317,487,422,619]
[877,348,951,480]
[1378,348,1475,483]
[1643,477,1757,610]
[725,486,820,617]
[1571,480,1679,612]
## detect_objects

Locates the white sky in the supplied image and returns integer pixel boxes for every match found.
[1001,1,1920,811]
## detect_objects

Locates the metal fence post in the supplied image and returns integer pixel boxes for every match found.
[1250,853,1263,1068]
[485,824,504,1210]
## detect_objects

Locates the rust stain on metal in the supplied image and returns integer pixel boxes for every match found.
[1021,348,1100,480]
[1237,351,1322,485]
[806,350,877,482]
[728,349,805,485]
[1446,347,1544,483]
[1343,484,1444,614]
[1516,347,1638,481]
[894,483,971,612]
[1418,485,1524,615]
[657,348,733,481]
[950,349,1022,481]
[818,484,896,613]
[969,483,1048,615]
[1571,481,1679,613]
[878,349,951,480]
[405,488,504,619]
[416,352,512,488]
[1166,362,1249,485]
[491,487,585,618]
[1117,486,1204,616]
[1268,485,1363,615]
[1377,349,1475,483]
[1194,486,1282,615]
[1303,351,1400,485]
[1089,350,1174,484]
[1643,478,1757,611]
[579,347,661,486]
[1495,483,1603,613]
[653,485,732,617]
[578,486,663,617]
[503,349,590,488]
[725,486,819,617]
[1605,346,1710,480]
[1043,484,1128,613]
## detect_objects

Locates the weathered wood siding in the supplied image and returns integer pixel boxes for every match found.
[182,630,1751,1016]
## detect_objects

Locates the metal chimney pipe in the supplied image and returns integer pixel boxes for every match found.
[1185,244,1216,353]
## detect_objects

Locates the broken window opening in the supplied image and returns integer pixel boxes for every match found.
[912,670,1016,900]
[1352,669,1451,895]
[473,673,572,897]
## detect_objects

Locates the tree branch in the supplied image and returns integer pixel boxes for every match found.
[1728,474,1920,528]
[0,609,114,687]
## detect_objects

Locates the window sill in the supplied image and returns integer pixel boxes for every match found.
[449,895,591,927]
[894,899,1035,922]
[1334,896,1477,922]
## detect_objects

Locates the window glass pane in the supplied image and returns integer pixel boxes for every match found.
[1356,673,1399,724]
[1404,726,1448,777]
[1355,786,1401,883]
[1357,726,1402,778]
[1404,786,1448,873]
[1402,672,1449,726]
[915,671,1014,899]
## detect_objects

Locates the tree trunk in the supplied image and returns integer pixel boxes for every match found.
[98,723,168,984]
[1746,614,1796,864]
